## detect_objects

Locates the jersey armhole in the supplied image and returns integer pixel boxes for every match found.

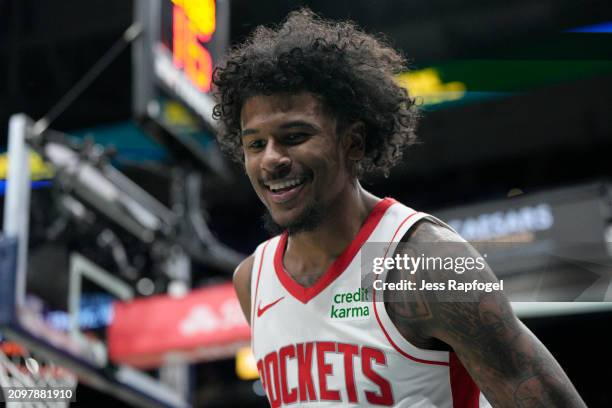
[249,238,277,353]
[250,240,271,324]
[372,210,451,366]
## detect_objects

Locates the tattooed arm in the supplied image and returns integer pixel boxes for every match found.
[385,219,586,408]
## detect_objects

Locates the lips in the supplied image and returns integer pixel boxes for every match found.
[266,177,305,192]
[263,176,308,204]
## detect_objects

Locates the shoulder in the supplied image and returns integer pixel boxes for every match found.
[402,216,463,244]
[233,254,255,324]
[399,216,483,267]
[386,216,504,334]
[233,255,255,289]
[396,216,497,301]
[387,217,586,407]
[233,237,276,292]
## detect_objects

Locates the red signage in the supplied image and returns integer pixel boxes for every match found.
[108,283,250,368]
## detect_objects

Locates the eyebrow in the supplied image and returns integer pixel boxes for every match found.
[241,120,320,137]
[241,128,259,137]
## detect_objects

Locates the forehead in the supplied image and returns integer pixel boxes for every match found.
[240,92,333,130]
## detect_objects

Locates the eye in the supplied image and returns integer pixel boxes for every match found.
[283,133,309,144]
[246,139,266,151]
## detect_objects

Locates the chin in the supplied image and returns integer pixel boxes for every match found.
[263,201,325,236]
[272,210,302,229]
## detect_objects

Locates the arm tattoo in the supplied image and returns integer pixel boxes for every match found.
[385,219,586,408]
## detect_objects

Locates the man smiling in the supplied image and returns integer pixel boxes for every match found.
[212,9,585,408]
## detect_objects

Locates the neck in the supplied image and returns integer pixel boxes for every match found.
[284,180,381,277]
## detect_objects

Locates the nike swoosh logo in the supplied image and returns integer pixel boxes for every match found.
[257,296,285,318]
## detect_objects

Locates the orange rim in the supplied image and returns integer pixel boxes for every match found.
[0,341,26,357]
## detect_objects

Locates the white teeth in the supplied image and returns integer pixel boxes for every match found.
[267,178,304,191]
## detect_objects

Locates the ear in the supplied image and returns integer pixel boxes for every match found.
[342,121,366,161]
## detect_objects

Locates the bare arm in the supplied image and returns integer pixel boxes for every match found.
[233,255,254,325]
[385,220,586,407]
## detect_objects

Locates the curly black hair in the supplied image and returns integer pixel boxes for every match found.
[212,8,419,177]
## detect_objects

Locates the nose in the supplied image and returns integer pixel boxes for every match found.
[261,139,291,176]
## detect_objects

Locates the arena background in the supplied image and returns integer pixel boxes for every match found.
[0,0,611,407]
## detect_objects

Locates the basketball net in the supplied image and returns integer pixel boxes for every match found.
[0,341,77,408]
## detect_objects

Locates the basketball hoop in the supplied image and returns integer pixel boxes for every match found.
[0,341,77,407]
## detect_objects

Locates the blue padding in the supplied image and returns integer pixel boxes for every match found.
[0,180,52,195]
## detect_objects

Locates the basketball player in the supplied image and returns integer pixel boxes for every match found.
[213,9,585,407]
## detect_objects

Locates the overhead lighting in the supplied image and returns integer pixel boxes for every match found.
[396,68,466,106]
[565,21,612,33]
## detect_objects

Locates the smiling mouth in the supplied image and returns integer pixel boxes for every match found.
[263,176,308,203]
[265,177,306,192]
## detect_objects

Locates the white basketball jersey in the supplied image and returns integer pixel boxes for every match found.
[250,197,491,407]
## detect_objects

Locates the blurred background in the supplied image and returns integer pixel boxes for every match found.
[0,0,611,407]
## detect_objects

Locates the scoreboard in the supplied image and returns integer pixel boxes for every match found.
[163,0,218,93]
[133,0,229,131]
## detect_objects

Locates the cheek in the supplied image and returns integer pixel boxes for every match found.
[243,155,259,183]
[321,141,346,173]
[313,148,348,190]
[244,160,268,202]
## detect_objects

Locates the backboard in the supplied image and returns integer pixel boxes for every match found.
[0,114,188,408]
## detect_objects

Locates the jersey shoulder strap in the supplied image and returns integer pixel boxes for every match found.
[249,236,280,323]
[381,199,461,243]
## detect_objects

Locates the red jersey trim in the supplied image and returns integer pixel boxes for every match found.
[449,352,481,408]
[373,211,450,366]
[382,211,420,258]
[372,299,450,367]
[273,197,395,304]
[251,239,272,326]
